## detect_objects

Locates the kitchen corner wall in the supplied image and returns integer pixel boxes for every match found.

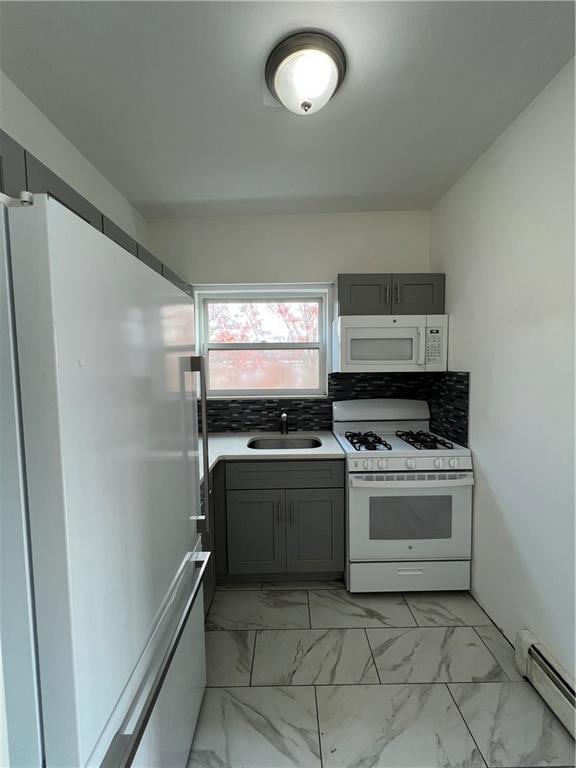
[431,61,575,675]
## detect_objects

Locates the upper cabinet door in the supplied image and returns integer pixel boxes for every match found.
[337,274,392,315]
[392,273,445,315]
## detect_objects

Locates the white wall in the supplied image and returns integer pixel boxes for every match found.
[0,72,149,244]
[149,210,429,284]
[431,61,574,675]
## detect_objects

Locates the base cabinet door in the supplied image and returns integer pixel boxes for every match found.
[286,489,345,572]
[227,489,286,574]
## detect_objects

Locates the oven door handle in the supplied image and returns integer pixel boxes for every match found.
[349,475,474,489]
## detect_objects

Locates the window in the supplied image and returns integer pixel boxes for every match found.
[196,285,330,397]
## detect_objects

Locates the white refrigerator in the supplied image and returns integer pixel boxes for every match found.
[0,194,209,767]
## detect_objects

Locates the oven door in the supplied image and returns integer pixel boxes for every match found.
[348,473,473,561]
[337,316,426,373]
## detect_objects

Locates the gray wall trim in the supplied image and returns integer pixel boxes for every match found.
[0,129,186,292]
[102,216,137,256]
[0,129,27,197]
[162,264,192,296]
[26,153,103,230]
[137,244,162,275]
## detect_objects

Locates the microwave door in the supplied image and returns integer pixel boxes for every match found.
[344,326,424,370]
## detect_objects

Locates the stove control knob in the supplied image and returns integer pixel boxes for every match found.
[405,458,416,470]
[434,458,444,469]
[448,458,458,469]
[362,459,371,470]
[376,458,387,470]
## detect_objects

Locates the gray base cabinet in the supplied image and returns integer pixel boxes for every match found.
[223,460,346,577]
[227,489,286,574]
[286,489,344,572]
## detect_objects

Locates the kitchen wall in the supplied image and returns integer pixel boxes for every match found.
[430,61,574,674]
[0,71,149,244]
[149,210,429,283]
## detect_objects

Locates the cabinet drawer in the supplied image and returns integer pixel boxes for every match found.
[347,561,470,593]
[226,461,344,489]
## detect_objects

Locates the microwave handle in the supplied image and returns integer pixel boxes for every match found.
[417,327,426,365]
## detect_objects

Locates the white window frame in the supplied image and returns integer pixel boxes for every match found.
[195,283,331,398]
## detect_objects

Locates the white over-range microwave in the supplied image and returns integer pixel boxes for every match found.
[332,315,448,373]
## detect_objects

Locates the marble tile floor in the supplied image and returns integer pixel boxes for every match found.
[190,587,575,768]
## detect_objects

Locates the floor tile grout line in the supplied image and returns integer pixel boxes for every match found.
[401,592,421,626]
[206,623,428,631]
[248,629,258,686]
[306,590,312,629]
[206,680,525,689]
[364,628,382,684]
[445,683,489,768]
[313,685,324,768]
[471,626,512,681]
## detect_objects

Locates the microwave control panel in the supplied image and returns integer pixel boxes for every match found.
[424,316,448,370]
[426,328,443,362]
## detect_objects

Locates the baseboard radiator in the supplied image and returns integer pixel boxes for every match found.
[515,630,575,736]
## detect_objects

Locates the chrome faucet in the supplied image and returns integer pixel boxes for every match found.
[280,412,288,435]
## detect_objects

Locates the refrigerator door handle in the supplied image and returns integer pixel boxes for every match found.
[189,355,210,536]
[99,551,211,768]
[183,355,211,536]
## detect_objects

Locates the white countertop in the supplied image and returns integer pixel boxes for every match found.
[199,431,344,483]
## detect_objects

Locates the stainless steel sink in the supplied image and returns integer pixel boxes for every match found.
[247,436,323,450]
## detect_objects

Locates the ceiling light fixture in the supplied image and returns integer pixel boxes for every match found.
[265,31,347,116]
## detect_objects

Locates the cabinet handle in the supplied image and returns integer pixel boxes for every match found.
[395,283,400,304]
[277,502,282,523]
[289,503,294,526]
[385,283,390,305]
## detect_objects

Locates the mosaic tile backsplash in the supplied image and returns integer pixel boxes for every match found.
[202,371,469,446]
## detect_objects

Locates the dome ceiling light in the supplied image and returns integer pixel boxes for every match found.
[265,31,347,116]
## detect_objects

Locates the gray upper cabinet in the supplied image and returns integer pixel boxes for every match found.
[102,216,137,257]
[337,273,392,315]
[162,265,192,296]
[227,489,286,574]
[392,273,445,315]
[0,129,27,197]
[26,153,103,230]
[336,273,445,316]
[137,244,163,275]
[286,489,344,573]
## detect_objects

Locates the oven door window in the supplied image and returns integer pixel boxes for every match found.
[369,496,452,540]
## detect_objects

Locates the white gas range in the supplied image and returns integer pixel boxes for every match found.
[333,399,474,593]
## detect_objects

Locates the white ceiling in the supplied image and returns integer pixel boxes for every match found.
[0,2,573,217]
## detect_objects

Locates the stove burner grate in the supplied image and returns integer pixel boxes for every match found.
[345,431,392,451]
[395,430,454,450]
